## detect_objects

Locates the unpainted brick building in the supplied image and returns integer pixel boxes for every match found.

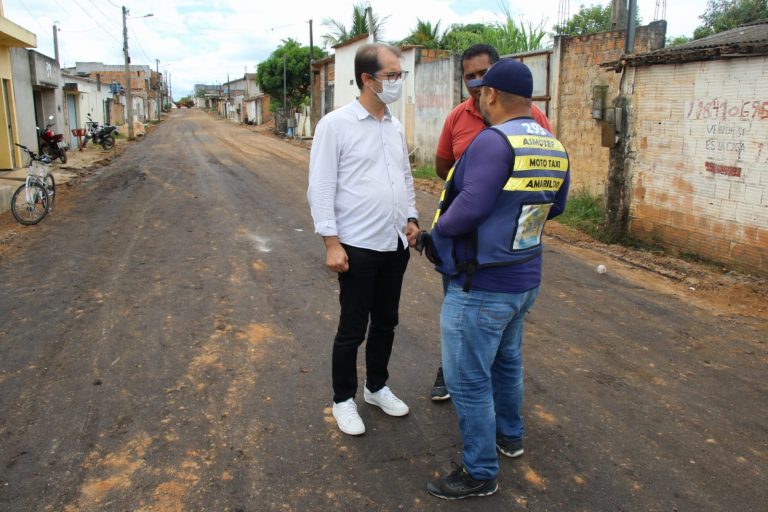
[605,20,768,273]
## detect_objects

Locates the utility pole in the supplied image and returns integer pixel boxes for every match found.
[283,55,288,135]
[625,0,637,53]
[122,6,134,140]
[309,19,314,124]
[52,23,60,66]
[366,6,375,41]
[155,59,160,120]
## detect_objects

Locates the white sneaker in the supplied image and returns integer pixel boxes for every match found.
[364,385,410,416]
[332,398,365,435]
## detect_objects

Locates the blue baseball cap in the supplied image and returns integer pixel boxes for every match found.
[467,58,533,99]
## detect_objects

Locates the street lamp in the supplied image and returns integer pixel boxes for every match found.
[122,7,153,140]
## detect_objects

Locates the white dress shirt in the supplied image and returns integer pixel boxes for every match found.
[308,100,418,251]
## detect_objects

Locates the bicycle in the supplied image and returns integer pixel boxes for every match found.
[10,143,56,225]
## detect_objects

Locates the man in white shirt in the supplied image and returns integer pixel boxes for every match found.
[308,43,419,436]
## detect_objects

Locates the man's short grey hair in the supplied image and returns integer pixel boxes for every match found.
[355,43,402,89]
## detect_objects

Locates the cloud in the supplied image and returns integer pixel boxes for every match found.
[4,0,710,98]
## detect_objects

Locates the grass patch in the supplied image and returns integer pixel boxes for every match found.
[558,191,665,250]
[558,191,611,242]
[412,166,438,180]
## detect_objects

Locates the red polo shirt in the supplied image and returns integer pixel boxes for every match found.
[436,98,554,162]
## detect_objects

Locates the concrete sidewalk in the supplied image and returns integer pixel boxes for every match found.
[0,164,76,215]
[0,144,115,215]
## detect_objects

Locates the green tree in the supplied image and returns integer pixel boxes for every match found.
[321,3,388,47]
[256,39,327,109]
[693,0,768,39]
[441,23,486,51]
[175,96,195,108]
[400,19,442,49]
[667,35,693,46]
[441,6,548,54]
[488,4,549,53]
[554,3,612,35]
[553,2,641,36]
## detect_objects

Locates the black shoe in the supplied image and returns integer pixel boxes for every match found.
[430,366,450,401]
[427,462,498,500]
[496,436,524,458]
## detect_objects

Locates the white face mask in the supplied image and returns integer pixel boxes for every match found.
[370,78,403,104]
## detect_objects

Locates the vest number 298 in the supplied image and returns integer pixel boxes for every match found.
[521,123,548,136]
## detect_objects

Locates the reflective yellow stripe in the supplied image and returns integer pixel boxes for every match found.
[507,135,566,153]
[513,155,569,172]
[432,166,455,227]
[503,177,564,192]
[432,209,441,228]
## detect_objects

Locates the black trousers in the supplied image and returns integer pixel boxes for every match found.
[332,240,410,403]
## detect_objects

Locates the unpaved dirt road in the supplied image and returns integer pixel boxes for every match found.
[1,109,766,511]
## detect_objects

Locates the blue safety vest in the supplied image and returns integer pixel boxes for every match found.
[430,117,569,290]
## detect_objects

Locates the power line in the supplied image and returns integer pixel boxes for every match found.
[86,0,121,31]
[69,0,121,45]
[52,0,71,15]
[129,24,153,65]
[58,25,108,34]
[557,0,570,32]
[14,0,44,30]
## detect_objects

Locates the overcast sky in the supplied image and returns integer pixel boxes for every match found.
[5,0,709,100]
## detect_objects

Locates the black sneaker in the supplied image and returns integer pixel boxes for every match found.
[430,366,450,401]
[427,462,498,500]
[496,436,524,458]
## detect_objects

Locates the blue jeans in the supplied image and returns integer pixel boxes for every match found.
[440,282,540,480]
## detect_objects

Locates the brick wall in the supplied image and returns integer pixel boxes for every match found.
[418,48,451,64]
[87,70,153,95]
[554,22,666,195]
[629,57,768,273]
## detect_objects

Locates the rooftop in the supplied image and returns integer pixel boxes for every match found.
[603,19,768,70]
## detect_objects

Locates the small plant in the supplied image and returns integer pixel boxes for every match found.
[411,166,439,180]
[557,190,612,242]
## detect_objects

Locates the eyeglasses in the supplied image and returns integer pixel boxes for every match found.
[371,71,408,83]
[464,68,488,82]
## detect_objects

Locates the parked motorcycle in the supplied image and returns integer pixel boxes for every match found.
[38,115,68,164]
[84,113,118,150]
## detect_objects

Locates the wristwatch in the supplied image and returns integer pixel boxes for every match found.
[407,217,419,228]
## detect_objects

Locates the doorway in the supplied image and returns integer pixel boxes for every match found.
[66,94,78,148]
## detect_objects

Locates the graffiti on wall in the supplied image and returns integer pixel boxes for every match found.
[687,99,768,121]
[686,99,768,165]
[704,161,741,177]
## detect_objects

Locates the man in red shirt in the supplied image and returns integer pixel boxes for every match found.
[435,44,552,180]
[429,44,553,400]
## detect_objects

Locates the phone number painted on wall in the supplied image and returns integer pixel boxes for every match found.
[687,99,768,121]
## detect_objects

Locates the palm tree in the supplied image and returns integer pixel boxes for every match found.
[434,3,549,54]
[488,3,549,54]
[441,23,486,52]
[401,19,442,48]
[321,3,388,47]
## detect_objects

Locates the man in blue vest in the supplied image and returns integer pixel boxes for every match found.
[425,59,570,499]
